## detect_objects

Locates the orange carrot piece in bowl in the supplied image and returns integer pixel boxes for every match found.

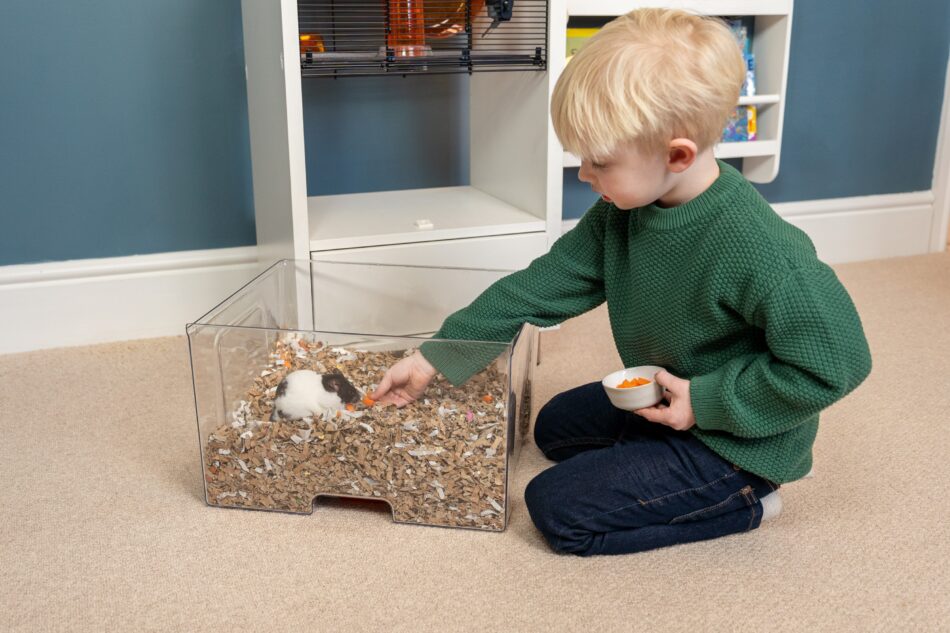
[617,377,651,388]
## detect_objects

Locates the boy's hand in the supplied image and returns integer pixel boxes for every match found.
[634,370,696,431]
[370,351,438,408]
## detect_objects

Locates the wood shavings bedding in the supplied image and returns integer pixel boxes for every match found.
[202,334,512,531]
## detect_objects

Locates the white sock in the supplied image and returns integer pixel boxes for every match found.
[760,490,783,522]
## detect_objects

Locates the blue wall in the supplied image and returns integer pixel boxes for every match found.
[1,1,948,265]
[0,1,254,266]
[303,75,470,195]
[564,0,950,218]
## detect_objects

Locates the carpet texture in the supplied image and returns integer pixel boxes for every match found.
[2,252,949,632]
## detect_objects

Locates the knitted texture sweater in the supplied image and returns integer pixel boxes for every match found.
[421,161,872,483]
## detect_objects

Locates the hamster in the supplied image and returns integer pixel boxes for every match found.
[270,370,362,422]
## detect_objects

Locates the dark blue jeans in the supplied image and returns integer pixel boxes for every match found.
[524,382,779,556]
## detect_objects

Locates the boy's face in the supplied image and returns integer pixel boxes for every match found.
[577,143,672,210]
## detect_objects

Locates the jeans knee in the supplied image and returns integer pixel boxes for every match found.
[524,471,595,556]
[524,472,556,530]
[532,395,562,452]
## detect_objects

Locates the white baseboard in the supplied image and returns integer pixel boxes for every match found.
[562,190,937,265]
[0,247,259,354]
[931,54,950,252]
[0,189,940,354]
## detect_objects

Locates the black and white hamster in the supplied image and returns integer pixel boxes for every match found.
[270,370,362,421]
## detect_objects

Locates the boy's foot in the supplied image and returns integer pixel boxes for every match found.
[760,490,783,522]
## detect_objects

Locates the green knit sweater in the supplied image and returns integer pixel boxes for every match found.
[421,161,872,483]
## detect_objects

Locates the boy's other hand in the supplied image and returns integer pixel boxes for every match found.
[370,351,438,408]
[634,370,696,431]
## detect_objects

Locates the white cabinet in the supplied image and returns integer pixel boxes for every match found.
[240,0,793,272]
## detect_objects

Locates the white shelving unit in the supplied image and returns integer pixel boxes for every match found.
[240,0,793,273]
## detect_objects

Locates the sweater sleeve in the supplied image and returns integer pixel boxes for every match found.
[420,201,609,385]
[689,263,872,438]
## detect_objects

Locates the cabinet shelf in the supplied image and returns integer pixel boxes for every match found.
[739,94,780,106]
[308,186,546,252]
[713,139,779,159]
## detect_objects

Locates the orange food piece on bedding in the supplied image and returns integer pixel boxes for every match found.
[482,394,493,403]
[345,404,355,411]
[616,377,651,388]
[362,396,375,407]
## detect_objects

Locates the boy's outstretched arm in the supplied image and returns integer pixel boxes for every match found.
[689,263,873,438]
[373,200,611,402]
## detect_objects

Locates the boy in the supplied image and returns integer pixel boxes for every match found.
[371,8,872,556]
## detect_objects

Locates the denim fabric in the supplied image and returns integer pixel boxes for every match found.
[524,382,779,556]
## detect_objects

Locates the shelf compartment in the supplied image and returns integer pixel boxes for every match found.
[713,139,779,159]
[298,0,548,77]
[309,185,547,251]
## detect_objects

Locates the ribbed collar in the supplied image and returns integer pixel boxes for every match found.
[636,160,742,231]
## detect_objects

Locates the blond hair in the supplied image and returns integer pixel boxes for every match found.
[552,8,745,160]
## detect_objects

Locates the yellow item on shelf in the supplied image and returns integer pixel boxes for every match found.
[566,27,600,62]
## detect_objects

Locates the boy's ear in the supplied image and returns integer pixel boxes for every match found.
[666,138,698,173]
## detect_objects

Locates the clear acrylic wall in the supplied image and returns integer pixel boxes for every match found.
[187,260,535,531]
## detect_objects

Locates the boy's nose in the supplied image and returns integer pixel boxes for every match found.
[578,160,593,184]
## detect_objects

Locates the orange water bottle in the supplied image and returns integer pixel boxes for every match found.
[387,0,429,57]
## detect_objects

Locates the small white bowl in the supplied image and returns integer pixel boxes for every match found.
[602,366,665,411]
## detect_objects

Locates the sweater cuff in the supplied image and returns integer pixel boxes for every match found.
[690,365,733,433]
[419,339,507,387]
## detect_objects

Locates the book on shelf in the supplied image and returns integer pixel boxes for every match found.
[726,18,756,97]
[722,105,757,142]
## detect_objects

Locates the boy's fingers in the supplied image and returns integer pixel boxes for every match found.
[654,370,681,392]
[371,374,393,400]
[379,387,411,408]
[392,391,414,408]
[635,405,668,423]
[377,394,403,408]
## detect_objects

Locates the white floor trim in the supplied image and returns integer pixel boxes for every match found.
[0,247,259,354]
[563,190,938,265]
[930,52,950,252]
[0,187,943,354]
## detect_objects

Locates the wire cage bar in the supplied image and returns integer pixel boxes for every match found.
[298,0,548,77]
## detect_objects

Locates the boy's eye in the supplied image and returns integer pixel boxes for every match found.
[592,162,606,169]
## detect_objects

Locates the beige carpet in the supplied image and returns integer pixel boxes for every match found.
[3,252,949,632]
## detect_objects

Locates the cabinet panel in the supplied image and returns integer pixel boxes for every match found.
[310,233,548,335]
[311,231,548,269]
